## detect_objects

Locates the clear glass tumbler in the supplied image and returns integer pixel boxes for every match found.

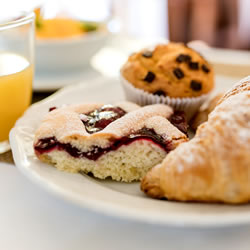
[0,12,35,153]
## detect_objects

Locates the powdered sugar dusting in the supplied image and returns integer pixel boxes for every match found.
[144,116,186,141]
[102,104,173,137]
[165,89,250,175]
[142,77,250,203]
[151,77,250,203]
[34,101,187,151]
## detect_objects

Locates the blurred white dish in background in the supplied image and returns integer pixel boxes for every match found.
[35,32,110,73]
[33,36,166,91]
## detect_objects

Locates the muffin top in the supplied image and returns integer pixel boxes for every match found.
[121,43,214,98]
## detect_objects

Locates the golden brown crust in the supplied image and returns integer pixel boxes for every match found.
[140,164,165,199]
[121,43,214,98]
[141,77,250,203]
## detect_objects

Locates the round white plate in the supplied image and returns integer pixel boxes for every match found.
[10,77,250,228]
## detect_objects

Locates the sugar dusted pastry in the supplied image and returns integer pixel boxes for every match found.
[141,76,250,203]
[34,102,188,182]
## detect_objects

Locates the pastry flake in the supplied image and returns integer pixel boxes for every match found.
[141,76,250,203]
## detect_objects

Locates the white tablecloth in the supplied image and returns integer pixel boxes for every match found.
[1,162,250,250]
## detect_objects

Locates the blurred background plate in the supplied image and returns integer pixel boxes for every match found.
[35,32,111,73]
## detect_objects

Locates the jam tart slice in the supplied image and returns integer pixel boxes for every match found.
[34,101,188,182]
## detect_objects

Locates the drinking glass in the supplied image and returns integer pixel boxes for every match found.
[0,12,34,153]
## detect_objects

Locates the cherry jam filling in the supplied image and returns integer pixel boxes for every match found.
[169,111,188,135]
[48,104,188,136]
[80,105,126,134]
[36,106,188,161]
[80,105,188,135]
[34,128,173,161]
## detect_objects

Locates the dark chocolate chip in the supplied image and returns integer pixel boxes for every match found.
[143,71,155,83]
[176,54,191,63]
[189,62,199,70]
[201,64,210,73]
[190,80,202,91]
[185,55,192,62]
[173,68,184,79]
[153,90,166,96]
[142,51,153,58]
[49,107,57,112]
[160,197,168,200]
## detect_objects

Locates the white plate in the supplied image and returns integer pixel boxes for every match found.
[10,77,250,228]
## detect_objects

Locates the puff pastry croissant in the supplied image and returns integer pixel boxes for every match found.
[141,76,250,203]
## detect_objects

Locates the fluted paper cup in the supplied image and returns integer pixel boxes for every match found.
[120,75,210,121]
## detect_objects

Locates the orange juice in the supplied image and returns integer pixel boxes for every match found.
[0,53,33,141]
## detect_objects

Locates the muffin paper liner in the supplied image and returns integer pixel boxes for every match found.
[120,75,210,121]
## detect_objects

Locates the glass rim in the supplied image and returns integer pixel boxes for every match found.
[0,11,35,30]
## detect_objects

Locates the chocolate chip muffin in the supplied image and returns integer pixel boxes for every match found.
[121,42,214,98]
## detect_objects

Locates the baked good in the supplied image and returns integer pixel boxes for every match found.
[121,42,214,98]
[141,76,250,203]
[190,92,224,130]
[34,102,188,182]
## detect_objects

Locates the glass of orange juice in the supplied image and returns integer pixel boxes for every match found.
[0,12,34,153]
